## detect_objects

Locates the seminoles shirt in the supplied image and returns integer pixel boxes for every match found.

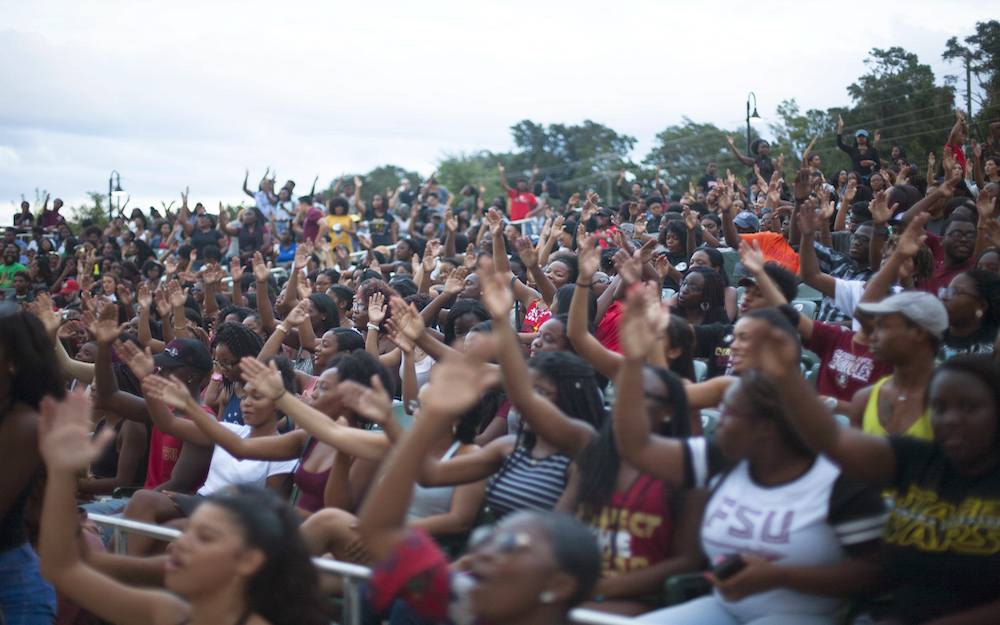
[143,404,215,491]
[582,473,674,577]
[803,321,893,404]
[685,438,886,621]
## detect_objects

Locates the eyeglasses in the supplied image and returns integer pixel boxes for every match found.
[938,287,979,300]
[945,230,976,241]
[468,526,532,562]
[213,359,236,371]
[679,281,703,293]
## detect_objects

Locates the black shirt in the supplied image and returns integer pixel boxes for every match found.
[836,135,882,177]
[189,228,225,260]
[696,174,717,191]
[883,435,1000,622]
[365,209,395,247]
[693,322,735,379]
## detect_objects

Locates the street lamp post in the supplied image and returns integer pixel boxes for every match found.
[108,170,125,221]
[746,92,762,156]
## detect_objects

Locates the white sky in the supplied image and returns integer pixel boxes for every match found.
[1,0,996,222]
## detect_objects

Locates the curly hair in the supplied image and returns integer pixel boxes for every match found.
[211,321,266,360]
[884,233,934,283]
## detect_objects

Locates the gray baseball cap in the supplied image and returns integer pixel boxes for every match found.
[855,291,949,339]
[734,211,760,230]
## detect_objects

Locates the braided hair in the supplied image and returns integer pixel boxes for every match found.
[211,321,266,393]
[574,365,688,519]
[684,266,728,324]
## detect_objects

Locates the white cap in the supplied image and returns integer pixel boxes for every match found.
[856,291,949,339]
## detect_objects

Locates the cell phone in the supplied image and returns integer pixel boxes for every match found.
[711,554,746,581]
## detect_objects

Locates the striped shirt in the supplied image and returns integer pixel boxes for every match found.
[483,445,570,519]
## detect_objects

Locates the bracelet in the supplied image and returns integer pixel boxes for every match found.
[576,281,594,289]
[173,325,185,331]
[275,389,286,401]
[873,229,889,237]
[367,323,381,331]
[275,325,290,334]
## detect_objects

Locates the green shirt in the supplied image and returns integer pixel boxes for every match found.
[0,263,26,289]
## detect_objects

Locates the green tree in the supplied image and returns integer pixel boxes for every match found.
[325,164,421,204]
[943,20,1000,141]
[435,150,508,207]
[67,192,110,231]
[841,47,955,165]
[643,118,754,190]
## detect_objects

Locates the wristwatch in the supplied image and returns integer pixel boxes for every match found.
[211,373,223,382]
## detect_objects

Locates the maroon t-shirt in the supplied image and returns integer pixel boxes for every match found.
[921,258,974,296]
[803,321,893,404]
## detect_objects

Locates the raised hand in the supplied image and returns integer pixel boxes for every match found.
[238,358,287,400]
[154,288,171,319]
[514,236,538,267]
[976,188,998,222]
[118,341,156,379]
[252,252,270,283]
[88,302,127,344]
[654,254,674,280]
[983,220,1000,251]
[137,283,153,310]
[869,190,892,227]
[576,232,601,284]
[619,284,660,360]
[444,209,458,233]
[284,300,311,328]
[479,269,514,319]
[166,280,188,309]
[682,206,699,231]
[27,293,60,338]
[202,263,222,285]
[613,249,641,285]
[843,178,858,203]
[420,340,500,421]
[792,168,811,200]
[293,244,310,270]
[367,292,387,326]
[738,240,766,275]
[163,255,177,276]
[143,374,193,410]
[895,214,930,258]
[463,244,477,271]
[837,114,844,134]
[388,296,425,343]
[339,377,393,425]
[497,163,505,174]
[229,257,244,284]
[443,267,468,296]
[38,390,114,472]
[817,187,835,220]
[485,208,503,233]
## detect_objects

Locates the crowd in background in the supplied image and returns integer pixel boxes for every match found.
[1,109,1000,625]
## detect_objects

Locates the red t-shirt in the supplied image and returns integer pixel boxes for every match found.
[596,226,619,249]
[507,189,538,221]
[803,321,893,404]
[583,473,673,576]
[520,299,551,333]
[945,143,967,174]
[921,257,974,296]
[143,404,215,491]
[596,301,623,354]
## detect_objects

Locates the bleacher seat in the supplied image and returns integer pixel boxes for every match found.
[693,360,708,382]
[791,299,818,319]
[701,409,720,434]
[796,283,825,302]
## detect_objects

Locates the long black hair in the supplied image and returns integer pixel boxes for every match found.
[0,304,66,409]
[307,293,340,333]
[666,315,696,382]
[207,487,333,625]
[443,299,489,345]
[526,351,605,431]
[683,266,728,324]
[574,365,688,516]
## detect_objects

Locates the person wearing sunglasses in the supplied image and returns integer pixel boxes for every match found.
[358,343,602,625]
[939,269,1000,362]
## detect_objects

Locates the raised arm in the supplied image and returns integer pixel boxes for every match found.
[796,203,837,298]
[725,135,754,166]
[239,357,390,462]
[567,232,624,379]
[861,214,929,304]
[612,287,686,486]
[251,252,278,333]
[497,163,511,192]
[717,177,743,248]
[752,323,896,489]
[480,270,597,459]
[358,345,499,562]
[514,236,556,306]
[90,306,150,424]
[38,392,189,625]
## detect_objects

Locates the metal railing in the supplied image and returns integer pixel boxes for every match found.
[87,513,637,625]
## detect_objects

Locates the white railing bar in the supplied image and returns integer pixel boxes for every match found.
[87,514,637,625]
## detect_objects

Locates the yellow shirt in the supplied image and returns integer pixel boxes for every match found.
[862,376,934,440]
[325,214,354,249]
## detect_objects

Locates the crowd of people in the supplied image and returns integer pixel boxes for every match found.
[1,109,1000,625]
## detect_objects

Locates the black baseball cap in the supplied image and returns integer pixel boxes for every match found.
[153,338,213,372]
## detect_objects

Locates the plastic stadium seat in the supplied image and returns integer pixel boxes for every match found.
[693,360,708,382]
[791,299,818,319]
[796,283,825,302]
[701,410,720,434]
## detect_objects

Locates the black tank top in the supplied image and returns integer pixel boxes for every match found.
[91,418,124,478]
[0,403,33,552]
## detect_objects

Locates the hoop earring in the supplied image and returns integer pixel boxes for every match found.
[700,301,710,312]
[539,591,556,604]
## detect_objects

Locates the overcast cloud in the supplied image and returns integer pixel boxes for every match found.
[0,0,994,221]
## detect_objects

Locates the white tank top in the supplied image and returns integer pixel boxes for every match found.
[406,441,461,521]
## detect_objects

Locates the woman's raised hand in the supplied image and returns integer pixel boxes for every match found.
[141,375,192,410]
[479,269,514,319]
[367,291,387,326]
[238,357,287,400]
[39,389,115,472]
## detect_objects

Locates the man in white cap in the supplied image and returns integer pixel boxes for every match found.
[846,292,948,438]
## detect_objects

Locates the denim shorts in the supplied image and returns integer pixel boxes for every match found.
[0,542,57,625]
